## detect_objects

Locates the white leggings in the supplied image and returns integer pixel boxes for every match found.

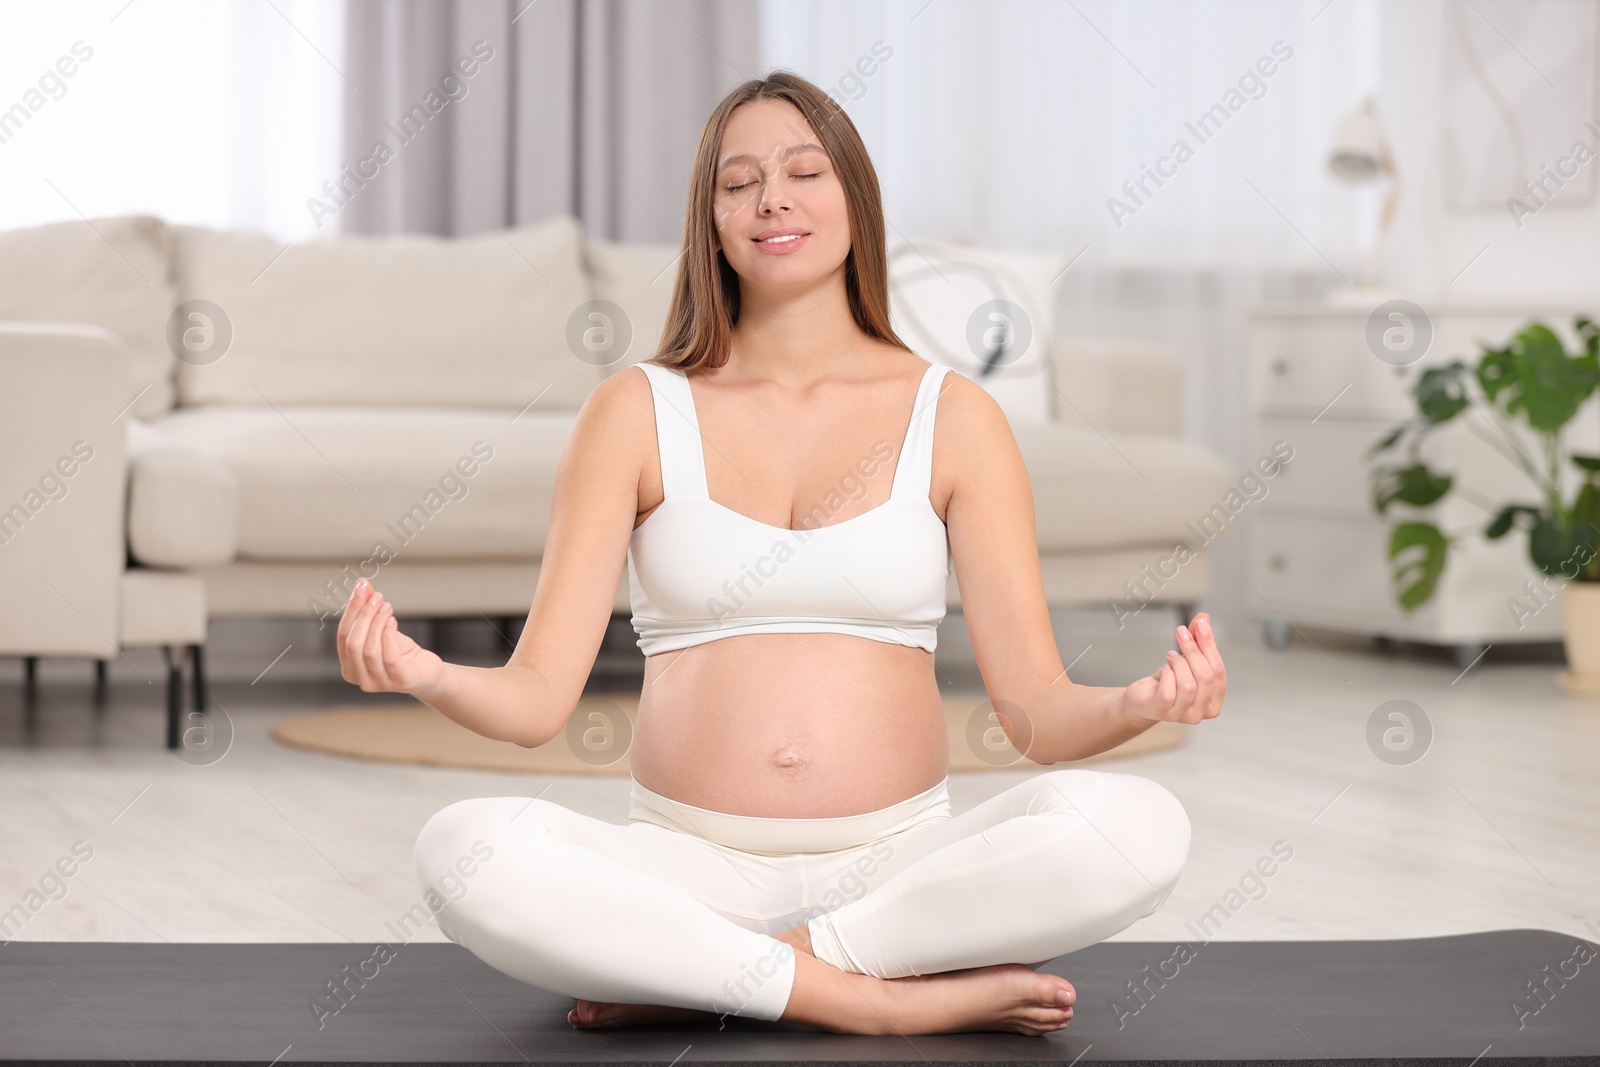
[412,768,1190,1022]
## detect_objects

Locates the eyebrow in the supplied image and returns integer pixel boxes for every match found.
[716,142,827,173]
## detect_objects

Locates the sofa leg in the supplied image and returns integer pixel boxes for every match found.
[93,658,108,714]
[22,656,39,735]
[1175,602,1195,626]
[191,643,207,711]
[163,644,189,751]
[496,616,516,654]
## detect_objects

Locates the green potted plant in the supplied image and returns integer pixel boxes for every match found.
[1366,314,1600,687]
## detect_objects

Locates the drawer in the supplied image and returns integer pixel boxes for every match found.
[1246,511,1570,641]
[1248,312,1547,419]
[1248,513,1413,620]
[1251,412,1555,519]
[1249,320,1417,416]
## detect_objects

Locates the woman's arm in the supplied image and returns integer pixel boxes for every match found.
[335,368,654,748]
[998,614,1225,763]
[940,373,1227,765]
[337,581,562,747]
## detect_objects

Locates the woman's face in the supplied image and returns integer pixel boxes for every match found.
[712,98,851,294]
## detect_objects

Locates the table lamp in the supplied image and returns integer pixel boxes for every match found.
[1327,95,1398,295]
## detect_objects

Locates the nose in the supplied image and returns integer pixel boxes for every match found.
[758,172,794,216]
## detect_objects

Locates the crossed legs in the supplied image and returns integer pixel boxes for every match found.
[803,767,1190,977]
[412,768,1190,1033]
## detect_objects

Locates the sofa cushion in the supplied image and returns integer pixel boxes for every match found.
[0,215,176,419]
[585,236,681,373]
[120,569,207,647]
[887,241,1062,424]
[1052,338,1186,437]
[1013,422,1237,552]
[171,214,600,411]
[149,406,576,560]
[126,418,241,568]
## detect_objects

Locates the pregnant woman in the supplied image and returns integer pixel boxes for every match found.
[336,71,1225,1037]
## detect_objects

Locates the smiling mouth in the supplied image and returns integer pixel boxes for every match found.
[755,233,808,244]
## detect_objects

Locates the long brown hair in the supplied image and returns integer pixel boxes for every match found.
[646,70,911,372]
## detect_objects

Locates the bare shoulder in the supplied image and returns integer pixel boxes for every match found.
[585,360,654,412]
[576,363,655,442]
[926,360,1009,440]
[556,364,659,501]
[912,359,1021,514]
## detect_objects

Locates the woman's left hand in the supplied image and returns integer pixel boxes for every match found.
[1119,612,1227,725]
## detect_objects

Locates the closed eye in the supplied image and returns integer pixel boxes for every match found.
[725,172,822,193]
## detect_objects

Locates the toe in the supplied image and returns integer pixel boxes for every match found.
[1033,974,1075,1007]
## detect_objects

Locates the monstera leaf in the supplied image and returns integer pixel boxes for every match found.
[1372,463,1452,515]
[1484,504,1543,540]
[1529,516,1600,580]
[1388,522,1448,612]
[1486,323,1600,432]
[1413,361,1472,423]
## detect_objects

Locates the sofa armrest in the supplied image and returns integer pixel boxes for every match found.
[127,417,241,568]
[0,323,129,656]
[1048,338,1186,437]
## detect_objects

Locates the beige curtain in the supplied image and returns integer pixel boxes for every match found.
[340,0,760,240]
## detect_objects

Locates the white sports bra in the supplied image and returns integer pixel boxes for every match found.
[627,360,954,656]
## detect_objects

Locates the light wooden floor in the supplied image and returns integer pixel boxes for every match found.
[2,608,1597,947]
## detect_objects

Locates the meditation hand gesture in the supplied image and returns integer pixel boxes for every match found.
[337,578,447,697]
[1119,612,1226,726]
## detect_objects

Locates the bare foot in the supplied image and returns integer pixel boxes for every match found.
[881,963,1076,1036]
[786,951,1077,1037]
[568,1000,717,1029]
[569,927,815,1030]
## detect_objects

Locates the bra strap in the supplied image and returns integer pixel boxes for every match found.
[891,363,952,502]
[637,364,709,499]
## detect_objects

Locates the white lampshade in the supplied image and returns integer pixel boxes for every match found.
[1328,97,1388,184]
[1324,95,1400,294]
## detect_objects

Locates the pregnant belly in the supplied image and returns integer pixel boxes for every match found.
[630,632,949,818]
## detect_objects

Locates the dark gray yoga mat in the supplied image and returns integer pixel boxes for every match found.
[2,929,1596,1065]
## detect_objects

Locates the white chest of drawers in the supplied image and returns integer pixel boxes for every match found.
[1244,301,1598,666]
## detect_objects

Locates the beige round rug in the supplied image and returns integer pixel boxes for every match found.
[271,692,1185,774]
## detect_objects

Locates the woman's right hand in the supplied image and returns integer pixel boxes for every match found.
[338,578,447,697]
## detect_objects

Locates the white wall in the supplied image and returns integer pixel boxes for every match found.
[1380,0,1600,308]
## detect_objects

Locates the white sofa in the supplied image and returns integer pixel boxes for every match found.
[0,213,1234,689]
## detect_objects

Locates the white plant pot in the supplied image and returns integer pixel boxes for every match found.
[1557,581,1600,697]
